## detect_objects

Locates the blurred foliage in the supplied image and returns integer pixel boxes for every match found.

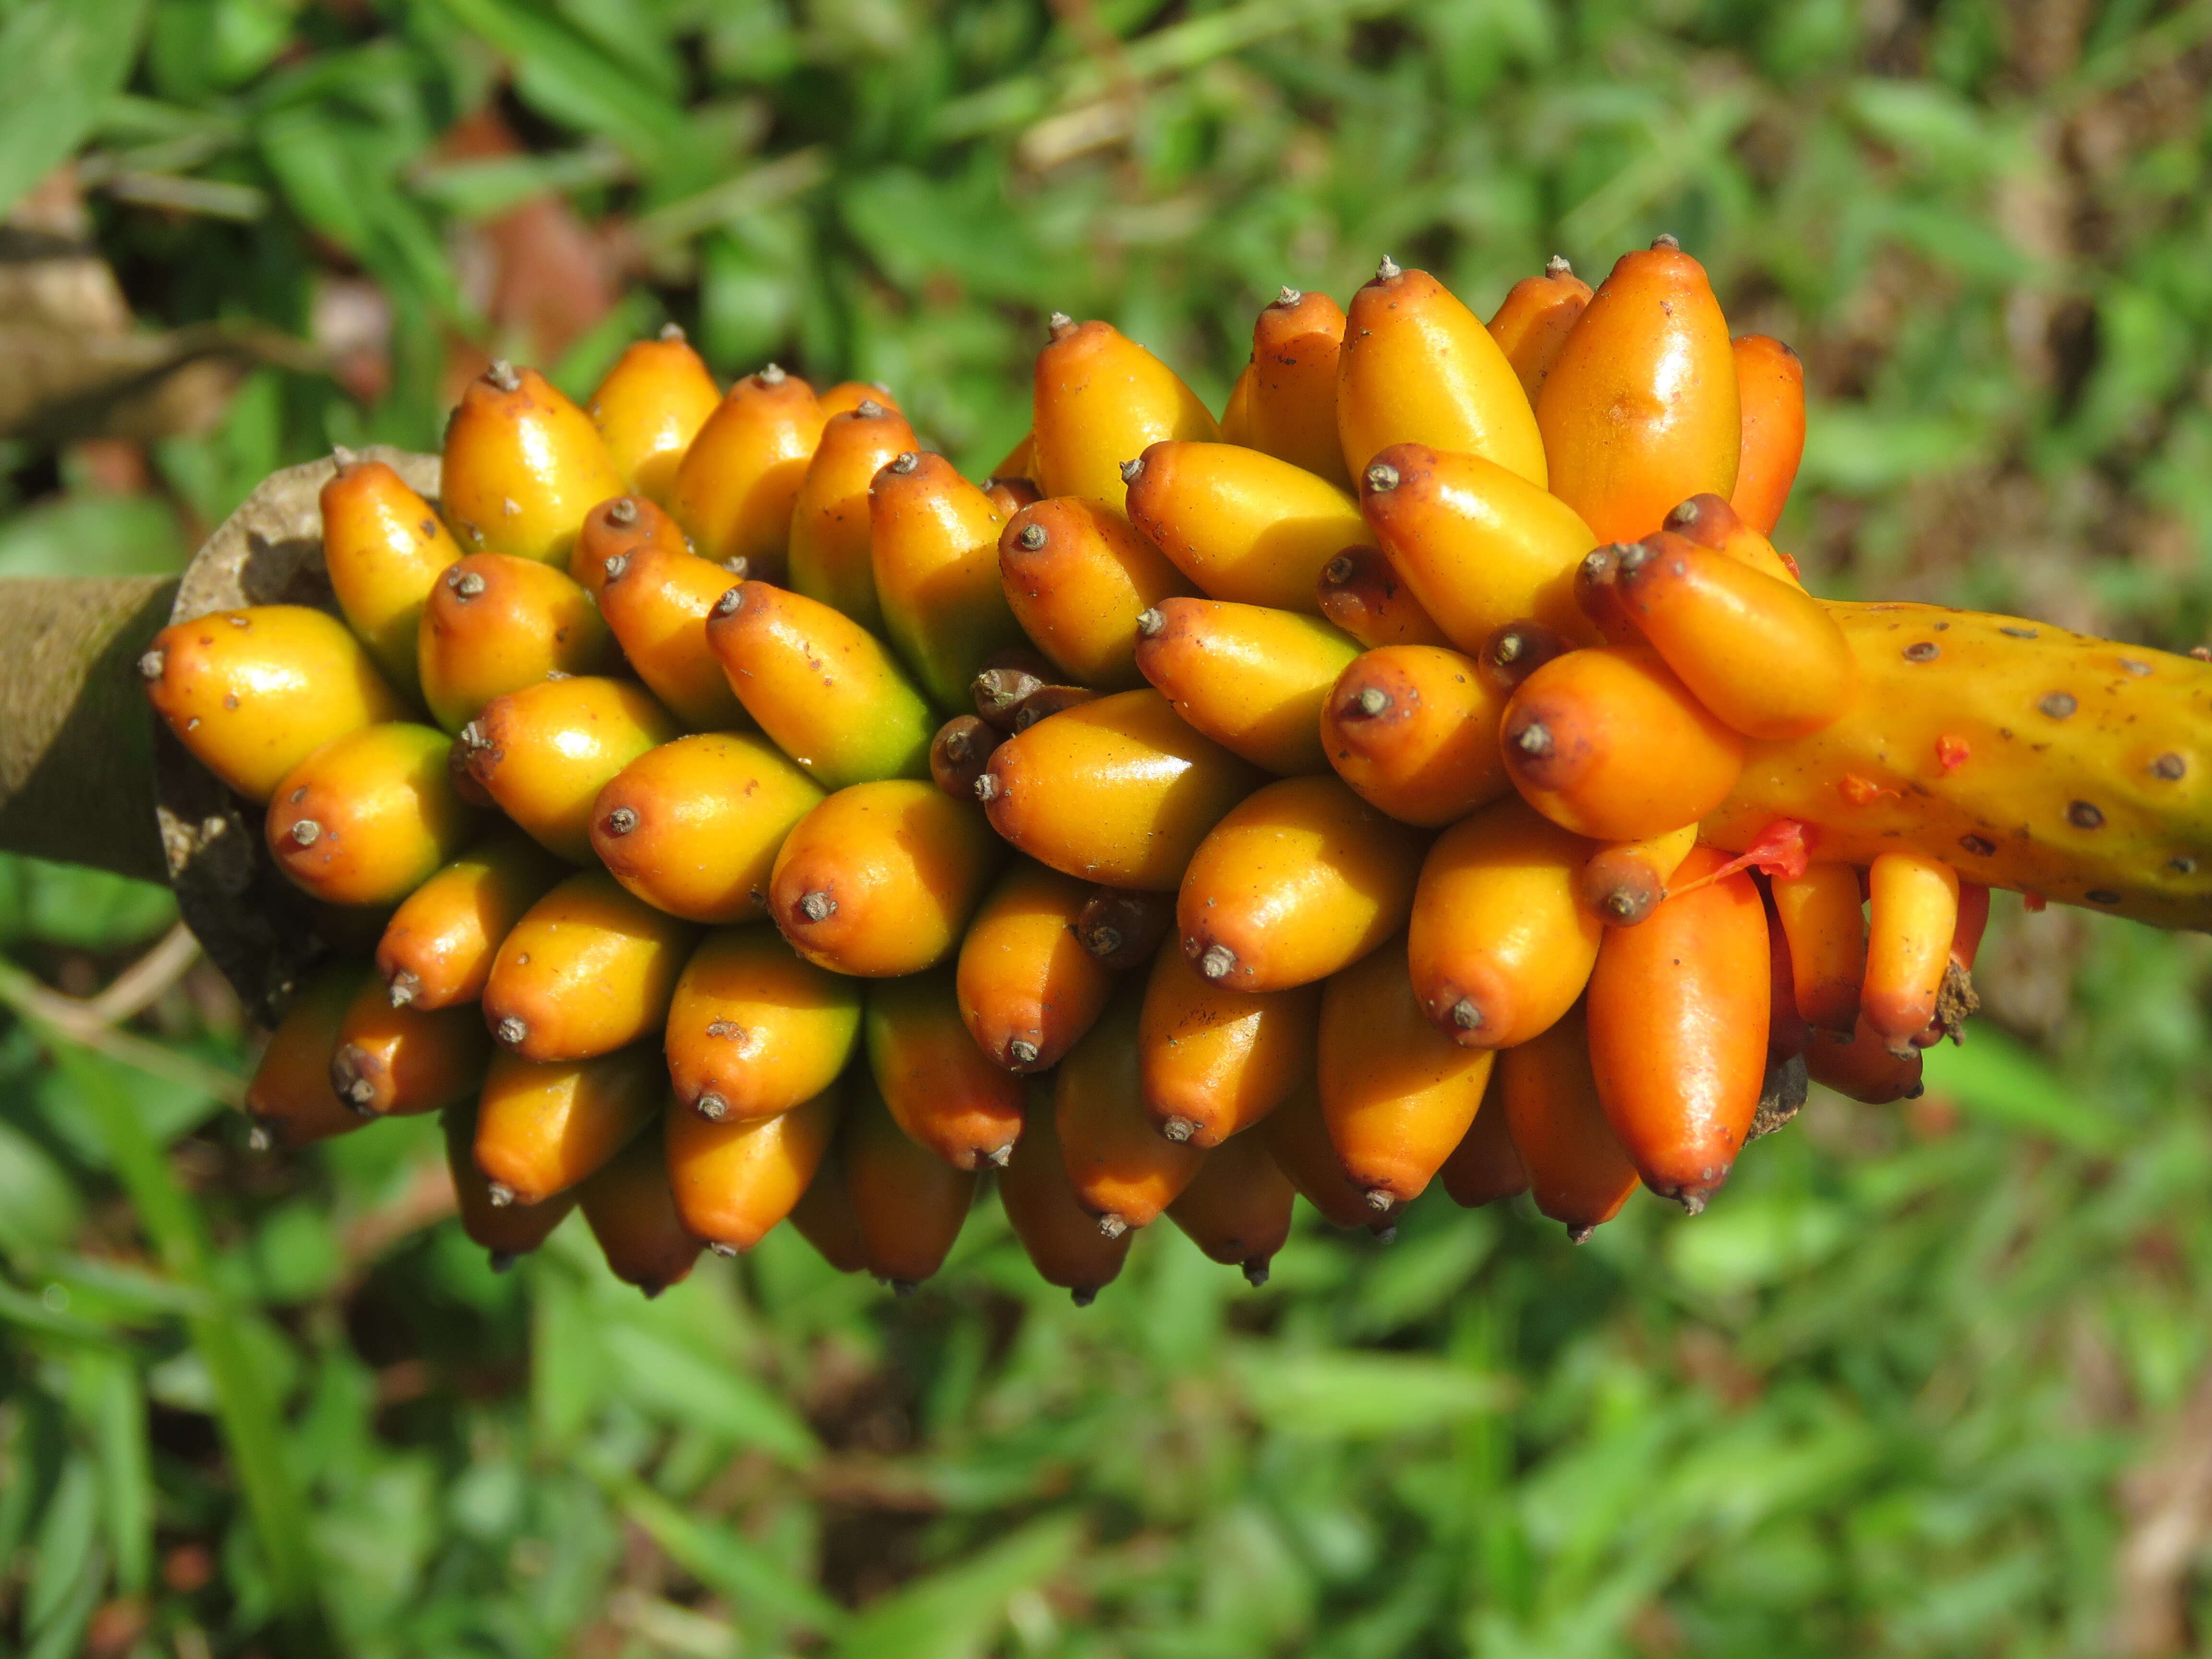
[4,0,2212,1654]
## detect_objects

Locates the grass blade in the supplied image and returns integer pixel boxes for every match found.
[49,1044,334,1649]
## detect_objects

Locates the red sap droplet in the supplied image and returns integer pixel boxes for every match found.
[1936,734,1971,773]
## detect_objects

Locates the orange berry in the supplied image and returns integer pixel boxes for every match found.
[665,1079,839,1253]
[1166,1129,1295,1286]
[1585,845,1770,1211]
[1176,774,1426,993]
[417,552,616,734]
[955,860,1114,1073]
[929,715,1002,799]
[473,1043,665,1205]
[1407,795,1601,1049]
[788,399,919,629]
[998,497,1192,688]
[377,832,566,1011]
[973,649,1063,730]
[589,327,721,504]
[1497,1001,1639,1240]
[1536,239,1740,545]
[820,381,902,418]
[1031,317,1218,507]
[1134,597,1360,774]
[441,362,624,566]
[669,364,828,584]
[594,539,755,731]
[482,870,699,1062]
[1321,644,1510,828]
[1056,986,1206,1234]
[579,1121,703,1298]
[1475,620,1575,697]
[999,1080,1132,1301]
[1862,853,1959,1055]
[704,581,935,790]
[1501,646,1746,841]
[1571,543,1642,645]
[1125,441,1368,613]
[243,962,377,1151]
[984,473,1043,518]
[663,925,861,1123]
[845,1078,978,1288]
[979,688,1263,891]
[769,781,1001,976]
[1728,335,1805,536]
[866,967,1027,1170]
[1577,824,1700,927]
[444,1098,575,1264]
[1357,442,1599,652]
[1767,892,1811,1062]
[789,1143,868,1274]
[1803,1016,1923,1104]
[1660,493,1801,588]
[1004,684,1098,732]
[972,650,1084,715]
[1314,544,1449,650]
[1615,532,1854,739]
[590,733,823,924]
[320,453,459,697]
[266,722,479,907]
[1337,259,1546,487]
[1219,364,1254,448]
[144,605,405,803]
[871,451,1026,710]
[1438,1095,1527,1210]
[1137,938,1319,1149]
[330,974,491,1118]
[1248,286,1351,488]
[1485,255,1593,408]
[1254,1078,1373,1230]
[1769,864,1866,1033]
[1072,885,1175,970]
[1916,880,1992,1048]
[1317,933,1495,1209]
[570,493,689,596]
[463,676,680,864]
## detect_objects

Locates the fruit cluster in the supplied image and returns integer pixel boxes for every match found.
[143,238,2212,1301]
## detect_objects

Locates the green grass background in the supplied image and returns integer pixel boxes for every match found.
[5,0,2212,1653]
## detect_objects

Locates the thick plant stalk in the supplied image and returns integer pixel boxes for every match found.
[1705,602,2211,930]
[0,575,175,882]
